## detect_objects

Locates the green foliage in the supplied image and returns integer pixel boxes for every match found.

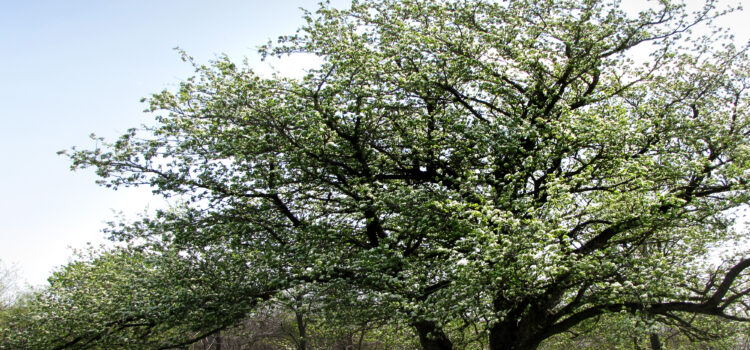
[17,0,750,349]
[0,245,275,349]
[0,246,418,350]
[541,313,750,349]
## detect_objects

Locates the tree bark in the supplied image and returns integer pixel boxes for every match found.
[413,320,453,350]
[214,332,222,350]
[487,309,552,350]
[295,311,307,350]
[649,333,662,350]
[488,323,543,350]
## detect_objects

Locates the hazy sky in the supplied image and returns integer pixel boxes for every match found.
[0,0,748,287]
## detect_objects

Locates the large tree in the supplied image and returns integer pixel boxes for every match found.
[48,0,750,349]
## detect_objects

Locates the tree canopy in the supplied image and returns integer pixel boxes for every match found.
[5,0,750,349]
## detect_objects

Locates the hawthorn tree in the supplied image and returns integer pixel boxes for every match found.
[48,0,750,349]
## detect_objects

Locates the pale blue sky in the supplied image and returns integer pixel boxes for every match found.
[0,0,747,287]
[0,0,349,286]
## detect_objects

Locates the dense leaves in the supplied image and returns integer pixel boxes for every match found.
[6,0,750,349]
[0,245,276,349]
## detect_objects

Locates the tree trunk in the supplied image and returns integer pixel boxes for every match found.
[213,332,222,350]
[413,320,453,350]
[295,311,307,350]
[649,333,662,350]
[488,321,543,350]
[356,327,367,349]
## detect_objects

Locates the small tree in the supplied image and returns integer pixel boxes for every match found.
[49,0,750,349]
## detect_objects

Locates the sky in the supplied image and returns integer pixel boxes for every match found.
[0,0,748,288]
